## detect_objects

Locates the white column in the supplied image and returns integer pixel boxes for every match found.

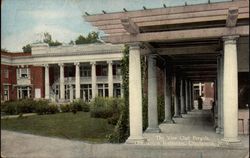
[91,62,97,99]
[146,54,160,133]
[174,74,181,117]
[107,61,113,97]
[189,81,192,111]
[199,82,202,96]
[27,87,30,98]
[185,80,189,112]
[216,56,222,133]
[222,35,240,143]
[126,44,145,144]
[164,67,174,123]
[74,62,80,99]
[180,79,186,114]
[69,85,73,102]
[220,53,224,134]
[59,63,65,101]
[44,64,50,99]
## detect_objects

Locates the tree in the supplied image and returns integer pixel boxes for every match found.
[75,31,101,45]
[1,48,9,53]
[43,32,52,43]
[43,32,62,46]
[22,44,31,53]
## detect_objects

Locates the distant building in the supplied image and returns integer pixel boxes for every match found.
[1,43,124,102]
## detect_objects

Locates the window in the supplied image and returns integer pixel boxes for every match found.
[4,85,9,101]
[81,65,91,77]
[81,84,92,102]
[17,86,31,99]
[96,65,107,76]
[98,84,108,97]
[18,68,29,78]
[113,63,121,76]
[114,83,121,97]
[4,69,8,78]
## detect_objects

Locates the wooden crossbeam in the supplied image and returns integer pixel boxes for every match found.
[121,18,139,34]
[226,7,239,27]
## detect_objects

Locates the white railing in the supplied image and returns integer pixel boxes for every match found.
[52,75,122,85]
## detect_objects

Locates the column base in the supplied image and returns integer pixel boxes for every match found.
[173,115,182,118]
[221,137,242,147]
[181,111,187,114]
[145,127,161,133]
[163,119,175,124]
[126,136,146,144]
[220,128,224,134]
[215,127,222,134]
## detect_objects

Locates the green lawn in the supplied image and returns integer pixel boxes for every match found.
[1,112,115,143]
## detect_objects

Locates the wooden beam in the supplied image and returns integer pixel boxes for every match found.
[101,26,249,44]
[89,7,248,28]
[121,18,139,34]
[84,0,248,22]
[226,7,239,27]
[157,45,219,55]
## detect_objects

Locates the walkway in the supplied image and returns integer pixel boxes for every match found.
[144,110,249,148]
[1,110,249,158]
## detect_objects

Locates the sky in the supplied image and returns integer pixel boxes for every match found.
[1,0,230,52]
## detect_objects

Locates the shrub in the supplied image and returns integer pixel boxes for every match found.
[47,103,59,114]
[81,101,90,112]
[71,100,83,111]
[90,97,114,118]
[60,104,72,113]
[18,99,36,113]
[34,100,59,115]
[1,101,18,115]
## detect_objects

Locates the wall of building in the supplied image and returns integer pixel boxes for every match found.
[31,66,45,99]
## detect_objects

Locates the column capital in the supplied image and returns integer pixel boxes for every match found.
[148,54,157,59]
[90,61,96,65]
[43,64,49,68]
[74,62,80,66]
[128,42,142,50]
[222,35,239,44]
[107,60,113,64]
[58,63,64,67]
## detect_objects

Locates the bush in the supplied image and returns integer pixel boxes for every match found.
[81,101,90,112]
[1,101,18,115]
[1,99,36,115]
[18,99,36,113]
[34,100,59,115]
[90,97,114,118]
[1,99,59,115]
[60,104,72,113]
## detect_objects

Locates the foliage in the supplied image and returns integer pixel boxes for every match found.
[22,44,32,53]
[142,96,148,131]
[157,96,165,123]
[75,32,101,45]
[108,45,130,143]
[34,100,59,115]
[1,99,35,115]
[60,104,72,113]
[1,99,59,115]
[90,97,120,119]
[1,48,9,53]
[43,32,62,46]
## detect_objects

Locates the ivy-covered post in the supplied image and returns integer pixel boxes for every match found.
[108,45,130,143]
[126,43,145,144]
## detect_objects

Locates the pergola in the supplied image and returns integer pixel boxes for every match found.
[84,0,249,144]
